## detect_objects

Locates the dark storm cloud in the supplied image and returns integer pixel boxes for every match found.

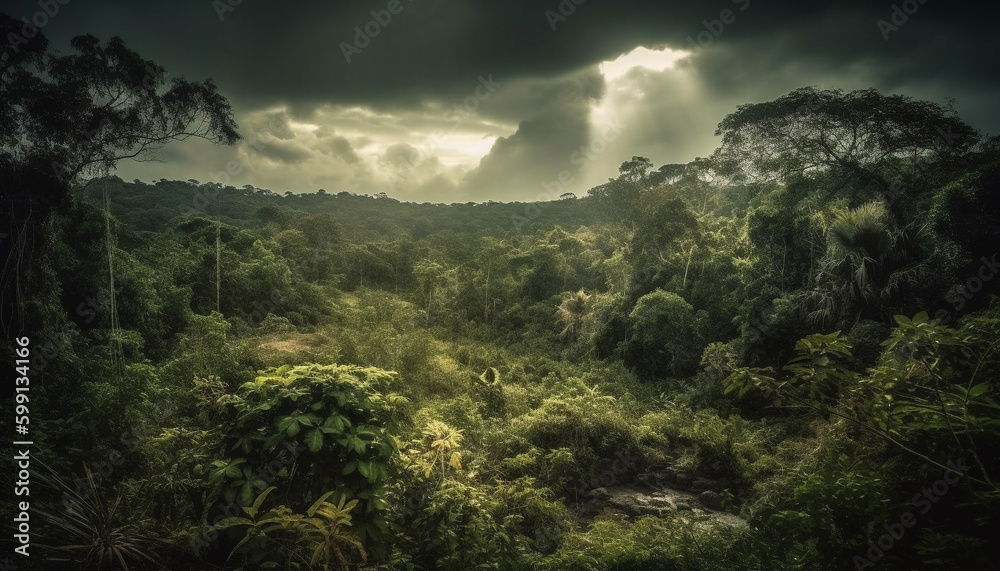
[689,3,998,96]
[457,69,604,201]
[5,0,998,200]
[10,0,995,117]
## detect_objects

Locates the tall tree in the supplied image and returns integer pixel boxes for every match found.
[0,13,241,334]
[588,156,655,222]
[711,87,980,225]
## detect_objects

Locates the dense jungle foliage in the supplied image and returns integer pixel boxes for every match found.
[2,21,1000,571]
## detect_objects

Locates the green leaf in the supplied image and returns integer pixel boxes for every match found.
[305,428,324,453]
[299,413,321,426]
[277,416,295,432]
[239,482,254,506]
[323,414,346,433]
[244,486,277,519]
[356,428,379,441]
[307,490,338,517]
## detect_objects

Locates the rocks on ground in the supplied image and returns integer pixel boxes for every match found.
[573,470,743,527]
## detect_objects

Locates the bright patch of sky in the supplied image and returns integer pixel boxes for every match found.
[598,46,690,82]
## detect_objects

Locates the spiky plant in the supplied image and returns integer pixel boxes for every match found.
[34,460,161,570]
[556,289,590,337]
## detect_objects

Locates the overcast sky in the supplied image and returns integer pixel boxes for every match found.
[8,0,999,202]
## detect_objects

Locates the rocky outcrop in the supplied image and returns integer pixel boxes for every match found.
[573,472,744,527]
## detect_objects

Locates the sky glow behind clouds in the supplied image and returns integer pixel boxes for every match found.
[5,0,996,202]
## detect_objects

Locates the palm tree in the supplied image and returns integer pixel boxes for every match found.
[827,202,893,303]
[804,201,932,326]
[557,289,590,338]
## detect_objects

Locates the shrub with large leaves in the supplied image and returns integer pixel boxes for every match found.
[209,363,408,558]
